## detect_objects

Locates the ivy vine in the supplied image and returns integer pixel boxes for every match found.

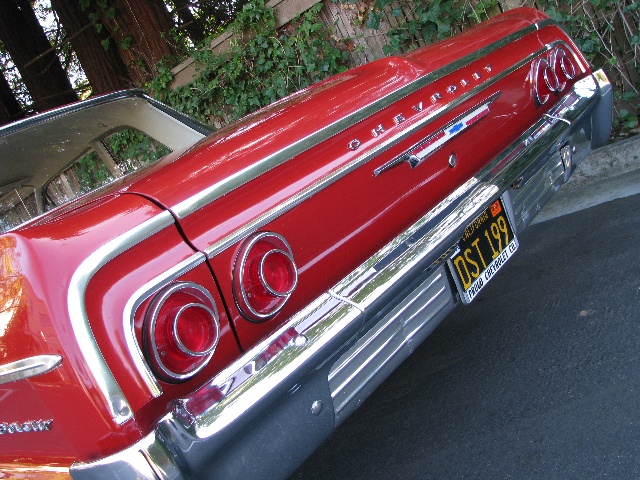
[535,0,639,133]
[339,0,638,135]
[150,1,349,127]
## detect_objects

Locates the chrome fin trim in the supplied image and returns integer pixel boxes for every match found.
[0,355,63,385]
[68,210,175,425]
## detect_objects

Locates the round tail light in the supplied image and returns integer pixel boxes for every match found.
[530,57,559,106]
[233,232,298,322]
[143,282,220,382]
[550,46,576,87]
[531,46,579,107]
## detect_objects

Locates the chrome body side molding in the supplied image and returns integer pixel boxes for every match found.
[0,355,63,385]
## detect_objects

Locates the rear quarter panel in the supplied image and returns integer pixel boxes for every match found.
[0,193,240,466]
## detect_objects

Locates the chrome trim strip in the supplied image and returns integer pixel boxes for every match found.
[328,289,364,313]
[203,46,548,259]
[123,252,207,397]
[68,210,174,425]
[178,24,542,223]
[536,18,555,30]
[0,355,63,385]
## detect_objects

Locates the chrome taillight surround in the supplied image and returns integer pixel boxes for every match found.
[233,232,298,322]
[530,45,578,107]
[550,46,576,88]
[143,282,221,382]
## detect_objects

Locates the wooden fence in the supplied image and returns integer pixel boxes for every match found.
[170,0,517,89]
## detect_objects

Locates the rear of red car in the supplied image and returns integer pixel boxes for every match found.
[0,8,612,479]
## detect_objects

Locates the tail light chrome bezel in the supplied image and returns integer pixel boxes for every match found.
[143,282,221,382]
[531,57,559,106]
[530,45,579,107]
[233,232,298,322]
[550,46,577,87]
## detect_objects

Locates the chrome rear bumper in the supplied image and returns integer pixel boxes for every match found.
[71,70,612,480]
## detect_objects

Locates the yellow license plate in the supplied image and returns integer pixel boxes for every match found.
[449,198,518,303]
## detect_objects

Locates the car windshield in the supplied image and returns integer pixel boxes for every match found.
[0,91,211,234]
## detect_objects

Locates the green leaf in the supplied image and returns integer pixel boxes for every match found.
[365,13,381,30]
[120,36,132,50]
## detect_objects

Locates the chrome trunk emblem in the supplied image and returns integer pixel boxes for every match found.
[374,92,500,176]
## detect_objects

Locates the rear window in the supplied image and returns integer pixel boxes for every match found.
[0,191,38,233]
[1,127,171,232]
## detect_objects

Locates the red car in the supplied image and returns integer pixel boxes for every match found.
[0,7,612,479]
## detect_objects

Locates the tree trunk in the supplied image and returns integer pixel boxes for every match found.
[0,0,77,112]
[0,72,25,125]
[96,0,177,86]
[50,0,131,94]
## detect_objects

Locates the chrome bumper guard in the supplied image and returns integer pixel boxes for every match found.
[71,71,612,480]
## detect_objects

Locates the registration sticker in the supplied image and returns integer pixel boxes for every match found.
[448,198,519,304]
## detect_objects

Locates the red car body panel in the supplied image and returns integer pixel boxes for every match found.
[1,195,159,462]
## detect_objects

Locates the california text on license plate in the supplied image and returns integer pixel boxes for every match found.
[448,198,519,304]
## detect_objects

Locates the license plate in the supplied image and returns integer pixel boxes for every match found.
[448,198,518,304]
